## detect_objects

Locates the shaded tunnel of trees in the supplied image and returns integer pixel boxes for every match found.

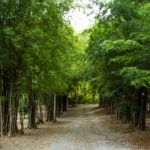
[0,0,150,137]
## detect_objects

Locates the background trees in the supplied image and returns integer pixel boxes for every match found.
[0,0,149,138]
[86,0,150,130]
[0,0,76,136]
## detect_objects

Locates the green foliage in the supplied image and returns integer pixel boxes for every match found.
[0,96,5,102]
[0,0,78,109]
[18,95,28,116]
[86,0,150,102]
[0,0,149,109]
[121,67,150,88]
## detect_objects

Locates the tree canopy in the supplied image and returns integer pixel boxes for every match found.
[86,0,150,130]
[0,0,149,138]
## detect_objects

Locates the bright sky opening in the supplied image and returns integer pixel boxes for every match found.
[66,0,99,33]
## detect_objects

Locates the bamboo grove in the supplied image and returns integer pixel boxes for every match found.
[0,0,77,137]
[86,0,150,130]
[0,0,150,138]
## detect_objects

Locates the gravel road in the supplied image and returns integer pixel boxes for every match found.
[0,105,149,150]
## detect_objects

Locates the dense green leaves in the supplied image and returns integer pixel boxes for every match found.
[86,0,150,129]
[0,0,79,135]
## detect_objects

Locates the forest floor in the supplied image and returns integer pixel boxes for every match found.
[0,104,150,150]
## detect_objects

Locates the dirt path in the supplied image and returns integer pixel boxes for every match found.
[0,105,149,150]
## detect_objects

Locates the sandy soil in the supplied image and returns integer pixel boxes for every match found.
[0,104,150,150]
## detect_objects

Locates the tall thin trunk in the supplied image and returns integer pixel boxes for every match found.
[0,101,3,137]
[139,87,147,130]
[63,95,67,112]
[8,79,13,137]
[60,98,63,114]
[111,99,114,119]
[92,94,95,104]
[46,94,53,121]
[20,110,24,134]
[39,104,43,123]
[0,74,3,137]
[53,93,56,123]
[28,94,37,129]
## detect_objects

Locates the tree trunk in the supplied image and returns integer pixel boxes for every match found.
[92,93,95,104]
[60,98,63,114]
[139,87,147,130]
[38,104,44,124]
[8,79,15,137]
[28,94,37,129]
[46,95,53,121]
[53,93,56,123]
[20,109,24,135]
[111,99,114,119]
[63,95,67,112]
[0,101,4,137]
[56,96,60,117]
